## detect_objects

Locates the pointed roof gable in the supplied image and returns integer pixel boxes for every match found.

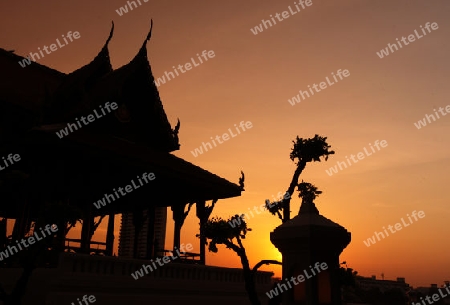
[84,20,180,152]
[0,48,65,113]
[21,20,179,152]
[44,23,115,122]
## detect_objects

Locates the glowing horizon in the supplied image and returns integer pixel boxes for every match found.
[1,0,449,289]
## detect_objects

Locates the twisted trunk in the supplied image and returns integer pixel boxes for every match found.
[223,240,261,305]
[252,260,282,275]
[282,160,307,222]
[242,255,261,305]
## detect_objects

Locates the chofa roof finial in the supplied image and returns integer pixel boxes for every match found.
[138,19,153,55]
[146,19,153,42]
[106,21,115,46]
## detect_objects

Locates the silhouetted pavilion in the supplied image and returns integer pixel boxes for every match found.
[0,22,241,263]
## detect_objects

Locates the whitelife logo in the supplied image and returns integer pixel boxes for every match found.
[228,191,291,228]
[190,121,253,157]
[70,295,96,305]
[93,172,156,209]
[376,22,439,59]
[153,50,215,87]
[115,0,149,16]
[131,243,193,280]
[412,284,450,305]
[266,262,328,299]
[414,105,450,129]
[55,102,118,139]
[325,140,388,176]
[18,31,81,68]
[363,210,425,247]
[0,153,21,172]
[0,224,58,261]
[250,0,313,35]
[287,69,350,106]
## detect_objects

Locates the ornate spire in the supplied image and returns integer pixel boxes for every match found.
[43,22,114,122]
[96,21,114,59]
[137,19,153,58]
[102,21,115,51]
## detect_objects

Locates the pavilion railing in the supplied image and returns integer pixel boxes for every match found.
[64,238,107,255]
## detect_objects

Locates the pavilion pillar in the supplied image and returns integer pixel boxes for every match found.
[12,199,31,241]
[80,207,92,254]
[171,204,184,251]
[0,218,7,249]
[105,213,115,256]
[53,199,71,253]
[196,200,206,265]
[146,207,156,259]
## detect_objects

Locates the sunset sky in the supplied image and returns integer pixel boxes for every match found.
[1,0,450,288]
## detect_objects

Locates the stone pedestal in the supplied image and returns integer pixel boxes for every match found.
[270,202,351,305]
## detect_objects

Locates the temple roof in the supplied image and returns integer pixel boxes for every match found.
[0,48,64,113]
[0,21,240,218]
[58,127,241,204]
[41,20,179,152]
[43,23,115,122]
[0,22,177,152]
[0,127,242,218]
[87,22,179,151]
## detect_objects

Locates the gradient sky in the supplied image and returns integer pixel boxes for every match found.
[1,0,450,288]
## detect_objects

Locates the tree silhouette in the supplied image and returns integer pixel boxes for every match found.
[198,215,280,305]
[265,135,334,223]
[339,265,358,288]
[338,263,362,303]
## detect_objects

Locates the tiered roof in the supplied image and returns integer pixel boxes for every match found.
[0,21,241,218]
[41,21,179,152]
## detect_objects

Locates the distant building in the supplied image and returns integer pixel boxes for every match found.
[409,283,450,304]
[356,275,410,293]
[118,207,167,258]
[415,283,439,295]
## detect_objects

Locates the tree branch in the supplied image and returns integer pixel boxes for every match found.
[251,259,282,275]
[205,199,217,220]
[236,236,245,250]
[184,202,194,219]
[92,216,105,231]
[222,239,243,255]
[276,210,283,221]
[282,160,307,222]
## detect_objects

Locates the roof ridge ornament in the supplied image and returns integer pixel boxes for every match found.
[171,118,180,145]
[146,19,153,42]
[140,19,153,50]
[103,21,115,50]
[135,19,153,60]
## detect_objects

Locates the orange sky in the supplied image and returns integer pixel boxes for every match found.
[1,0,450,288]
